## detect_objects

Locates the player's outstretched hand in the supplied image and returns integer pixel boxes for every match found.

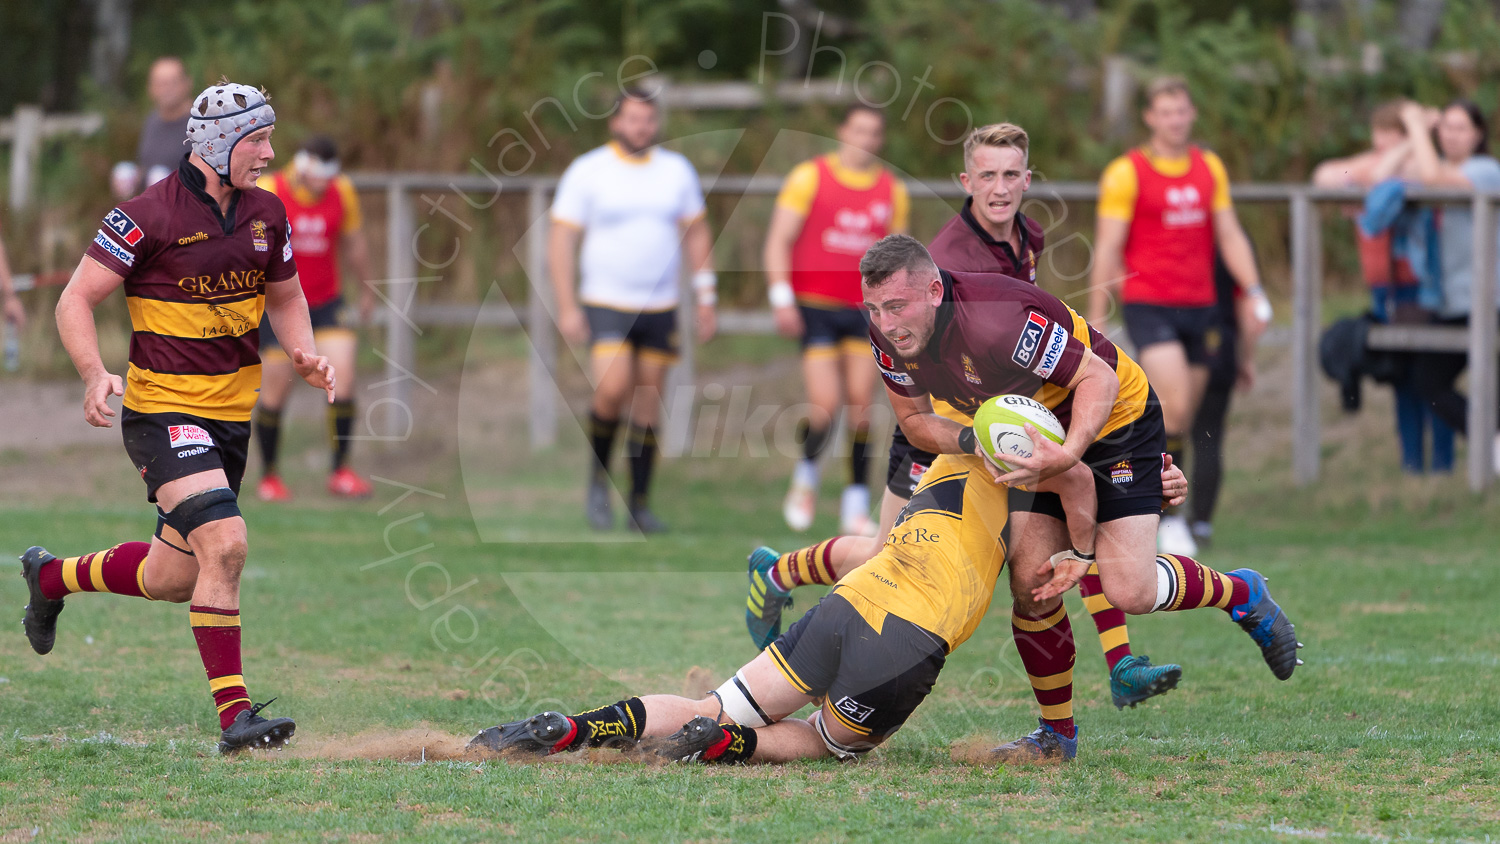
[772,305,804,340]
[1160,453,1188,508]
[994,423,1076,489]
[558,308,590,347]
[83,371,124,427]
[292,348,336,403]
[1032,549,1091,602]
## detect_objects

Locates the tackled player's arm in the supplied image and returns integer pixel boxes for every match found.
[993,346,1119,489]
[264,273,335,401]
[56,256,127,427]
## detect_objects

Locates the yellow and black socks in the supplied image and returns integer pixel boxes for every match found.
[771,538,842,591]
[37,542,154,601]
[588,412,620,483]
[559,697,648,751]
[255,405,284,475]
[328,400,356,471]
[799,420,832,463]
[1078,563,1132,670]
[1152,554,1249,613]
[625,424,658,509]
[698,723,758,764]
[1012,604,1077,739]
[190,606,251,730]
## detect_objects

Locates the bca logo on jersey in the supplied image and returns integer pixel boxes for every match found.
[1012,312,1048,368]
[104,208,144,246]
[168,424,214,449]
[873,341,914,386]
[1163,184,1206,228]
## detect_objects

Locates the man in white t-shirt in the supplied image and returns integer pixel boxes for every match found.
[550,88,717,533]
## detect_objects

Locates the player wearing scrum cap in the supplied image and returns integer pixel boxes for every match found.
[19,80,331,753]
[254,135,376,501]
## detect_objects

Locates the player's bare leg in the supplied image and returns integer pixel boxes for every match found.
[837,347,879,534]
[624,355,670,532]
[253,349,297,502]
[584,344,635,530]
[785,350,841,531]
[1081,514,1302,680]
[316,327,371,497]
[1137,341,1210,554]
[470,650,825,762]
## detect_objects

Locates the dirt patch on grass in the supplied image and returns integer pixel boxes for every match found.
[286,727,477,762]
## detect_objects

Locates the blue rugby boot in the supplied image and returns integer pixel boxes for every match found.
[1227,568,1303,680]
[1110,654,1183,709]
[990,719,1078,764]
[745,546,792,650]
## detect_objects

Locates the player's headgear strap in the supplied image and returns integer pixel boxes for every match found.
[186,82,275,184]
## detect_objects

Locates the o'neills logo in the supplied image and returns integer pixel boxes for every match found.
[177,232,209,246]
[179,269,265,300]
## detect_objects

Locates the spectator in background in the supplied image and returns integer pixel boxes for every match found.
[764,105,908,535]
[1188,251,1266,548]
[1392,100,1500,464]
[137,57,194,188]
[551,88,717,533]
[1312,101,1454,474]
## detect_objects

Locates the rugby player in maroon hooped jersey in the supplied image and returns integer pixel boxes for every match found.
[18,81,332,754]
[862,234,1301,762]
[746,124,1186,714]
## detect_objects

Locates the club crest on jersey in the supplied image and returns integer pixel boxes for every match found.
[104,208,144,246]
[833,696,875,724]
[168,424,214,449]
[961,354,982,385]
[873,341,913,385]
[1027,249,1037,282]
[1110,459,1134,485]
[251,220,270,252]
[1012,311,1048,368]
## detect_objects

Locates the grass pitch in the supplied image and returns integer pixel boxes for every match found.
[2,340,1499,842]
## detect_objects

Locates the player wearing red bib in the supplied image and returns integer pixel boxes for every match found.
[254,136,375,501]
[766,105,910,535]
[19,81,332,753]
[1087,76,1270,556]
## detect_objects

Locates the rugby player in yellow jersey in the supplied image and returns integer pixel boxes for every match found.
[18,82,333,754]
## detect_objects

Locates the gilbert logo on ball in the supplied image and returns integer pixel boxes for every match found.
[972,394,1065,472]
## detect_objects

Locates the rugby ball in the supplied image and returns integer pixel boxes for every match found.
[972,394,1066,472]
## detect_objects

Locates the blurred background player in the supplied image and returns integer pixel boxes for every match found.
[550,88,717,533]
[254,135,375,500]
[0,221,25,336]
[765,104,908,535]
[1088,75,1271,556]
[20,81,325,753]
[137,56,195,190]
[747,125,1184,711]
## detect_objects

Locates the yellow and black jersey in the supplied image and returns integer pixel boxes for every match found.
[835,454,1010,651]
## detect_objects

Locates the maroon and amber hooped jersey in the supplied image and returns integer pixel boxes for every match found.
[871,269,1150,440]
[85,157,297,422]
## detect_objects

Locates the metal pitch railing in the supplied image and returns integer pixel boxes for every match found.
[346,173,1500,492]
